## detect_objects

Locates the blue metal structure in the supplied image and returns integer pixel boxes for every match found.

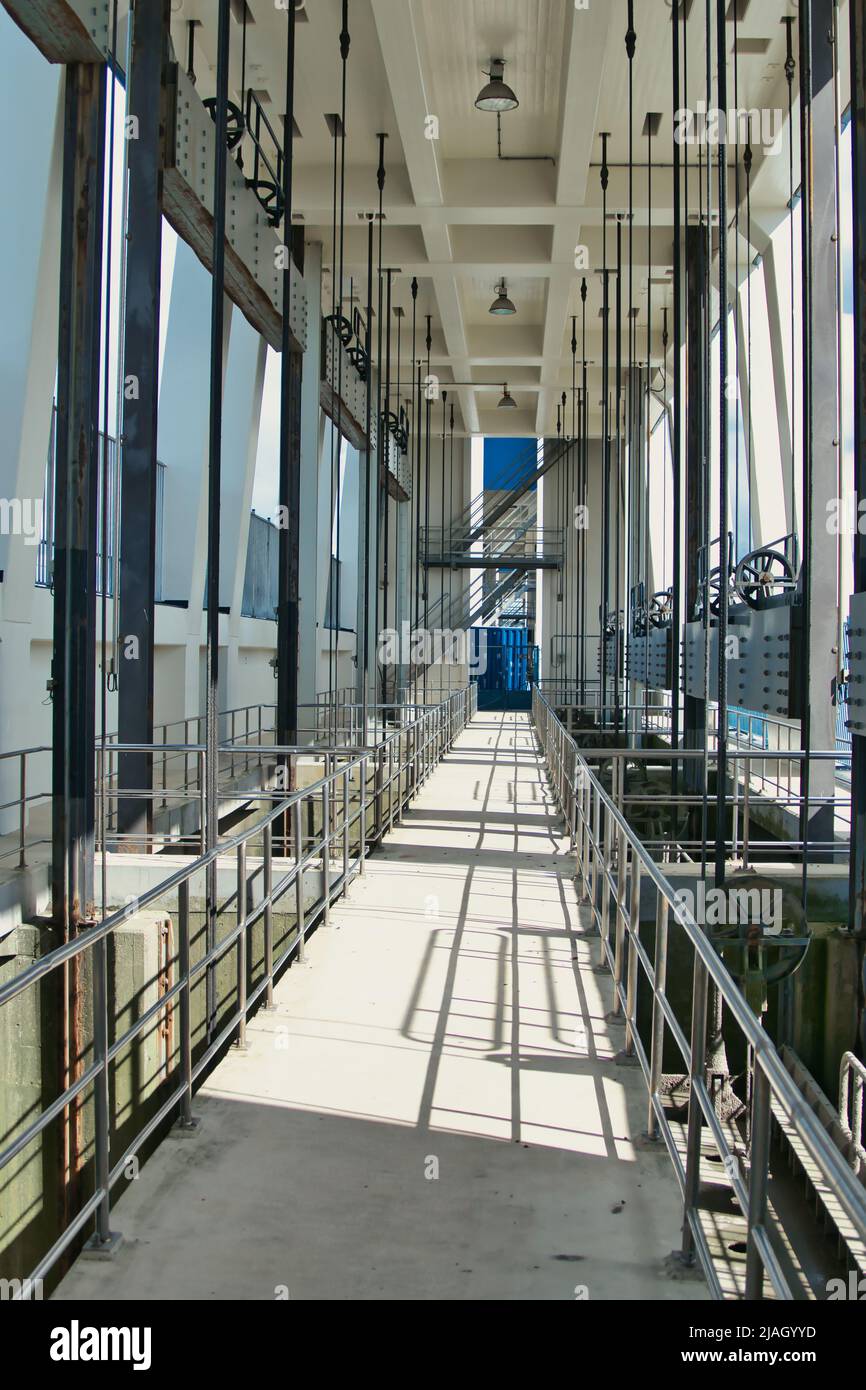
[471,626,538,710]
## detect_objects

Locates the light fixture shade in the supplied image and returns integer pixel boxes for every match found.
[475,58,519,113]
[489,280,516,316]
[497,389,517,409]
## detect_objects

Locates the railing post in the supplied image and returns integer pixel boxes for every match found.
[611,821,628,979]
[162,725,168,810]
[575,770,588,901]
[360,756,368,875]
[263,822,274,1008]
[294,797,306,963]
[743,776,751,871]
[199,750,207,855]
[85,932,117,1254]
[681,954,709,1264]
[18,752,27,868]
[388,740,395,830]
[322,779,331,926]
[184,720,189,802]
[590,787,601,932]
[647,891,669,1139]
[744,1061,772,1299]
[376,745,384,833]
[624,854,641,1056]
[342,766,350,882]
[599,806,613,953]
[235,842,248,1050]
[177,877,197,1129]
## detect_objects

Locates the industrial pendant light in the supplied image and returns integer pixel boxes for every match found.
[489,279,516,316]
[497,385,517,409]
[475,58,519,113]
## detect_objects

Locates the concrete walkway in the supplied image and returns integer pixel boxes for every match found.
[56,712,705,1302]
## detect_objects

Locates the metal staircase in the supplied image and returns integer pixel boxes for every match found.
[424,569,527,633]
[455,436,571,542]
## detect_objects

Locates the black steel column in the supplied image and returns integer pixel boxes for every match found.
[277,0,302,748]
[850,0,866,952]
[798,0,841,864]
[683,223,707,792]
[714,0,729,886]
[52,62,107,931]
[204,0,231,1044]
[117,0,171,841]
[671,0,683,795]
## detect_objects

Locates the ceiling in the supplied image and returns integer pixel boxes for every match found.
[164,0,825,436]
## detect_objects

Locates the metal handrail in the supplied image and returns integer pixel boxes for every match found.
[0,684,477,1295]
[0,697,420,868]
[532,683,866,1300]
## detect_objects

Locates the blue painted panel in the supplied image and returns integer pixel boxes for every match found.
[483,437,538,492]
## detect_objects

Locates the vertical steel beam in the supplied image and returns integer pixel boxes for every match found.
[51,61,106,931]
[714,0,729,886]
[277,0,303,749]
[117,0,170,841]
[798,0,841,865]
[204,0,231,1042]
[671,1,683,794]
[683,223,707,792]
[849,0,866,956]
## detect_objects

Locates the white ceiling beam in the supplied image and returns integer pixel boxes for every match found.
[369,0,478,433]
[536,2,614,436]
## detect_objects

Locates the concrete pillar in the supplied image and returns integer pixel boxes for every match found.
[0,22,62,833]
[297,244,323,719]
[158,238,216,613]
[224,323,268,708]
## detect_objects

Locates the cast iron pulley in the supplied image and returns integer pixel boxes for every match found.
[348,344,369,381]
[325,312,355,348]
[203,96,246,151]
[707,871,811,1014]
[632,604,649,637]
[695,565,734,620]
[649,588,673,629]
[733,547,798,610]
[246,178,284,227]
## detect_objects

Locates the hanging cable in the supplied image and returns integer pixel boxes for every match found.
[423,314,432,705]
[238,0,247,170]
[622,0,635,734]
[382,268,394,709]
[448,399,455,634]
[374,133,386,737]
[745,134,754,556]
[671,0,685,798]
[715,0,730,890]
[600,130,611,721]
[410,277,419,651]
[440,390,448,658]
[615,214,623,733]
[645,115,653,703]
[393,298,404,676]
[335,2,350,736]
[699,0,713,887]
[327,112,338,731]
[580,277,588,705]
[562,389,568,678]
[571,314,578,691]
[99,0,120,921]
[733,0,741,562]
[362,212,375,738]
[783,14,798,550]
